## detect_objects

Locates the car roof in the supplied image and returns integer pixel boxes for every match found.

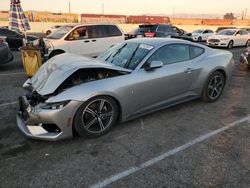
[61,23,119,27]
[126,37,196,46]
[220,29,238,32]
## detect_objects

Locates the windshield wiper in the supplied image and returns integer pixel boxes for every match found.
[124,45,140,69]
[107,44,127,63]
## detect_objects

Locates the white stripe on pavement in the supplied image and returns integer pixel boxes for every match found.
[91,116,250,188]
[0,101,18,108]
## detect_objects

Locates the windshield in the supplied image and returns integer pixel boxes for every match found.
[47,25,74,39]
[193,30,203,34]
[98,42,154,70]
[218,29,236,36]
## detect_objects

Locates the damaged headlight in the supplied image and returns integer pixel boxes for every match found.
[41,100,70,110]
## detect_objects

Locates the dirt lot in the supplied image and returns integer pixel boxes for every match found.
[0,46,250,188]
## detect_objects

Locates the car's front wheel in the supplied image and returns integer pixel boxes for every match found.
[46,30,51,35]
[245,39,250,47]
[228,40,234,49]
[74,96,118,138]
[198,37,202,42]
[202,71,225,102]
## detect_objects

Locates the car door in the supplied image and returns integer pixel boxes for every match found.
[234,30,243,46]
[240,30,250,45]
[87,25,124,57]
[64,26,94,56]
[133,44,202,112]
[203,30,212,41]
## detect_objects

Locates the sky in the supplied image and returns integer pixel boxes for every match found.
[0,0,249,16]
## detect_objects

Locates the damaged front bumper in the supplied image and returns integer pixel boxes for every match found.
[16,95,81,141]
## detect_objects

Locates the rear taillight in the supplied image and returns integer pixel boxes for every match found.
[0,37,6,43]
[144,32,156,37]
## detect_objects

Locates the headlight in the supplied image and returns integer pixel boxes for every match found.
[220,38,229,41]
[41,100,70,110]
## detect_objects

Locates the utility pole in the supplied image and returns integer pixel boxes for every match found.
[69,1,71,13]
[102,0,104,14]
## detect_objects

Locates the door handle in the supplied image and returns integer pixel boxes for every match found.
[184,68,195,74]
[92,40,96,42]
[84,40,90,43]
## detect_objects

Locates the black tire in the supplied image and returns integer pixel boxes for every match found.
[246,39,250,47]
[74,96,119,138]
[46,30,51,35]
[202,71,225,103]
[198,37,202,42]
[228,40,234,49]
[49,50,64,59]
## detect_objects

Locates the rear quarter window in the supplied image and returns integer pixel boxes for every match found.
[107,25,122,37]
[190,46,205,59]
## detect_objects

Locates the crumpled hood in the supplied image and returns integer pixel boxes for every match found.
[30,53,131,96]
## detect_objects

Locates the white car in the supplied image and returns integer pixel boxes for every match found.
[45,24,125,58]
[45,25,62,35]
[207,29,250,49]
[191,29,214,42]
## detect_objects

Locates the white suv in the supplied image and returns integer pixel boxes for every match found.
[44,24,125,58]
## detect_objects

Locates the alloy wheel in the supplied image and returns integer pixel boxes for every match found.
[228,41,233,49]
[246,40,250,47]
[81,99,114,134]
[207,75,224,100]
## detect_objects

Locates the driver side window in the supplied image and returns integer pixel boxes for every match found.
[235,31,241,35]
[148,44,190,65]
[67,26,88,40]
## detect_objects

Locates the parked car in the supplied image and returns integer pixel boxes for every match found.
[215,26,237,33]
[17,38,234,141]
[125,24,186,39]
[45,25,62,35]
[207,29,250,49]
[190,29,214,42]
[0,36,13,65]
[0,26,9,29]
[44,24,125,58]
[241,28,250,33]
[0,28,38,50]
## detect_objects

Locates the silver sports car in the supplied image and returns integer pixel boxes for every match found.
[17,38,234,141]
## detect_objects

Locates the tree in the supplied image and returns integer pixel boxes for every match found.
[223,13,235,19]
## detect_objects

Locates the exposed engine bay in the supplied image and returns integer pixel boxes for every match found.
[26,68,127,106]
[57,68,127,92]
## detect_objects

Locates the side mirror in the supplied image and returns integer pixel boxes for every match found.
[144,61,163,71]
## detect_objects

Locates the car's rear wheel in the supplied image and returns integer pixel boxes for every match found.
[46,30,51,35]
[74,96,118,138]
[228,40,234,49]
[198,37,202,42]
[202,71,225,102]
[245,39,250,47]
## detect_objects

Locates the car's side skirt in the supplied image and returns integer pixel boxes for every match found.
[124,93,199,122]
